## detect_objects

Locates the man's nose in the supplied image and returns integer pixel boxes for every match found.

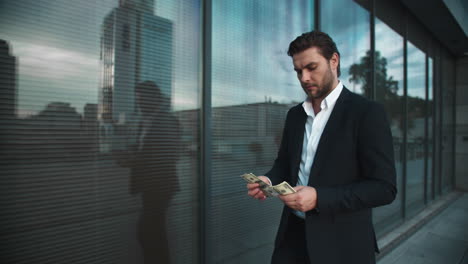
[300,72,310,83]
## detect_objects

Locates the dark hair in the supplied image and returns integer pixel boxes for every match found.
[287,31,341,77]
[135,80,169,113]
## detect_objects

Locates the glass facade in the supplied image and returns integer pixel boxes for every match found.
[373,18,404,232]
[210,1,313,263]
[0,0,458,263]
[0,0,201,263]
[440,52,456,194]
[321,0,370,96]
[406,41,426,217]
[427,57,434,201]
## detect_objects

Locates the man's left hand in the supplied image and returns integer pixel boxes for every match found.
[279,186,317,212]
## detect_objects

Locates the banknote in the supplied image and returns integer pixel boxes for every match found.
[241,173,275,197]
[272,181,296,195]
[241,173,296,197]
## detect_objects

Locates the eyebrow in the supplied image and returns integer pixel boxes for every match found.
[294,62,317,72]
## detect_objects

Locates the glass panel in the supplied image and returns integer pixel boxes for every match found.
[427,57,434,200]
[211,0,313,262]
[441,53,455,193]
[372,18,404,235]
[321,0,370,96]
[406,41,426,217]
[0,0,201,263]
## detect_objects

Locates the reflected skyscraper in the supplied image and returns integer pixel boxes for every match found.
[98,0,173,152]
[0,40,17,119]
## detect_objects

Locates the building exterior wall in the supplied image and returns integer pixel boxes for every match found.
[455,56,468,191]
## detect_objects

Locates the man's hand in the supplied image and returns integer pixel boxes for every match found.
[247,176,271,201]
[279,186,317,212]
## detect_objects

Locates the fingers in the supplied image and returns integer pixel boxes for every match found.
[254,190,266,200]
[279,192,298,202]
[278,193,302,211]
[294,185,305,192]
[247,183,259,190]
[248,187,260,197]
[247,184,266,200]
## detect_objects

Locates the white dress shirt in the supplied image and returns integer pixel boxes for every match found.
[294,81,343,219]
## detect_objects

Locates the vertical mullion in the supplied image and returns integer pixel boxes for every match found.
[370,0,375,100]
[315,0,320,31]
[402,10,408,220]
[431,57,436,200]
[437,48,444,195]
[424,55,429,204]
[200,0,212,263]
[451,59,456,189]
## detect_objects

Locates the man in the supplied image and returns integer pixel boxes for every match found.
[247,31,397,264]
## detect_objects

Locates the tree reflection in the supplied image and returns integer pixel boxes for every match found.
[348,50,426,132]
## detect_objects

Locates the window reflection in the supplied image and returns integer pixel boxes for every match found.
[0,0,200,263]
[427,57,434,200]
[372,18,404,234]
[321,0,370,96]
[441,53,455,193]
[406,41,426,216]
[211,0,313,262]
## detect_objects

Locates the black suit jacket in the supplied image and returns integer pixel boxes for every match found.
[266,87,397,264]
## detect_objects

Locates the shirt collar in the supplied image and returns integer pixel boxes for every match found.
[302,81,343,117]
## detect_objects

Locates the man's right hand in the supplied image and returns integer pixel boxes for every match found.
[247,176,271,201]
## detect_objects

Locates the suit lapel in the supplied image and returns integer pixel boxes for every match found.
[290,106,307,185]
[307,87,351,186]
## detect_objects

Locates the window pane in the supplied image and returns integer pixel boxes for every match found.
[373,18,404,234]
[441,52,455,193]
[210,0,313,262]
[0,0,201,263]
[427,57,434,200]
[321,0,370,96]
[406,41,426,217]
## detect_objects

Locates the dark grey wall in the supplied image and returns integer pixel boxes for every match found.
[455,56,468,191]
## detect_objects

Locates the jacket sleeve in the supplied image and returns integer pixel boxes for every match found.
[265,109,292,186]
[315,102,397,214]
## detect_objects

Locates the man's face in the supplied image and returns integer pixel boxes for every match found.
[292,47,338,100]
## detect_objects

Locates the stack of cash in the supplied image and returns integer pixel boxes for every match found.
[241,173,296,197]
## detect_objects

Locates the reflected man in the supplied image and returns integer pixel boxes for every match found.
[247,31,397,264]
[116,81,181,264]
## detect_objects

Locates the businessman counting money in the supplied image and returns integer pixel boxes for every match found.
[246,31,397,264]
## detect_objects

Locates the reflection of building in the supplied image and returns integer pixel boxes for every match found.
[83,103,98,135]
[98,0,172,152]
[0,39,17,119]
[177,101,294,163]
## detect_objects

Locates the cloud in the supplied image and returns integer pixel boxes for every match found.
[15,42,99,80]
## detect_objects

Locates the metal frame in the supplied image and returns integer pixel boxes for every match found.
[437,45,443,195]
[369,0,376,100]
[315,0,320,30]
[401,9,408,219]
[451,58,457,189]
[424,54,429,204]
[200,0,212,263]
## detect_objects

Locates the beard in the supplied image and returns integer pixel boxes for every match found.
[304,64,335,100]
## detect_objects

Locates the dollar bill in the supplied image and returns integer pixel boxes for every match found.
[241,173,296,197]
[241,173,275,197]
[272,181,296,195]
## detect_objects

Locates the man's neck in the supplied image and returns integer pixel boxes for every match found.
[310,79,339,114]
[311,100,322,115]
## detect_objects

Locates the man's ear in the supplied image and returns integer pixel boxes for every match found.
[330,52,339,72]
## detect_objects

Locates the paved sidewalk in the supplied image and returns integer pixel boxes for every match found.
[377,192,468,264]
